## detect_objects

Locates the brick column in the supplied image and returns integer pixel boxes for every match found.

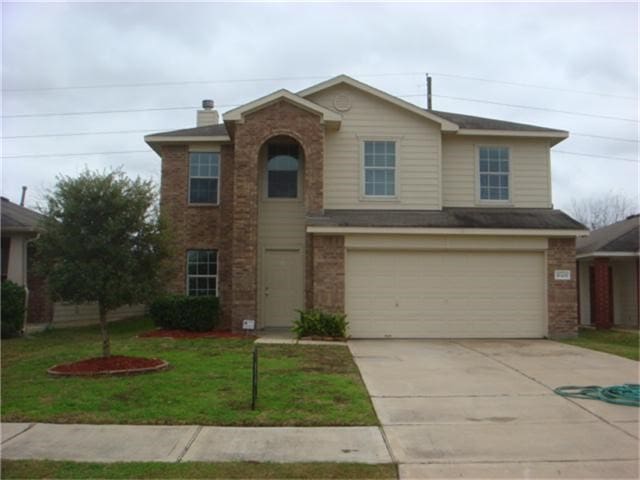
[311,235,345,313]
[547,238,578,338]
[592,257,613,330]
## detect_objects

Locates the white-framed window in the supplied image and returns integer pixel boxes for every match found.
[186,250,217,296]
[189,152,219,204]
[478,146,510,201]
[364,140,396,197]
[267,143,300,199]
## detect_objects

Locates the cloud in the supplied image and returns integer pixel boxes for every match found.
[2,1,637,212]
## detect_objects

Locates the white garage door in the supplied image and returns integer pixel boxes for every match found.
[346,250,546,338]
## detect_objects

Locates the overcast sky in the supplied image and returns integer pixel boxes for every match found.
[2,1,638,214]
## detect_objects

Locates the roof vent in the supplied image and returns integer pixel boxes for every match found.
[197,99,218,126]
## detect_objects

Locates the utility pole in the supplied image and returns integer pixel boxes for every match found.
[426,73,433,110]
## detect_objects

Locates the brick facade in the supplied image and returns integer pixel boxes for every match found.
[160,144,234,327]
[547,237,578,338]
[310,235,345,313]
[591,257,613,330]
[161,100,326,331]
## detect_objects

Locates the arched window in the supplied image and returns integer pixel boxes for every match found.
[267,143,299,198]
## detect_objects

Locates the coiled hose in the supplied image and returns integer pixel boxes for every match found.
[554,384,640,407]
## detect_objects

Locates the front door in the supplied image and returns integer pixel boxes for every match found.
[263,248,303,327]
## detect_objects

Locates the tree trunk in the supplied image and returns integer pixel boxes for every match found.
[98,303,111,358]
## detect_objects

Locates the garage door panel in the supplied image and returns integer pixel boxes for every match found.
[346,250,545,338]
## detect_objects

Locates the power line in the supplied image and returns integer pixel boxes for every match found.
[430,94,639,123]
[572,132,639,144]
[1,128,177,139]
[554,150,638,163]
[1,72,424,92]
[4,93,636,123]
[2,105,202,119]
[430,72,637,100]
[2,148,637,163]
[3,127,638,144]
[2,150,150,159]
[4,70,634,101]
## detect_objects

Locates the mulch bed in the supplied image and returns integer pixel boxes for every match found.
[138,329,255,339]
[48,355,169,377]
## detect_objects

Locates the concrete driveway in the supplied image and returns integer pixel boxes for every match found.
[350,339,639,479]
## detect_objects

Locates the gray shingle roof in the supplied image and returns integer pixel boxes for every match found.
[146,111,564,140]
[576,214,640,254]
[147,123,228,138]
[308,208,585,230]
[1,197,45,232]
[431,110,567,133]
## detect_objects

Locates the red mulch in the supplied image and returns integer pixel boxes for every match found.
[48,355,168,376]
[138,329,254,339]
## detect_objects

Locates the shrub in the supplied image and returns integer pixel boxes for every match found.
[1,281,26,338]
[292,309,348,339]
[149,295,219,332]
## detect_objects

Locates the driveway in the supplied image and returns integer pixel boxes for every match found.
[350,339,639,479]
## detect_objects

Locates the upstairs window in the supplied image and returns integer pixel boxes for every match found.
[189,152,219,204]
[187,250,217,296]
[479,147,510,201]
[267,143,299,198]
[364,141,396,197]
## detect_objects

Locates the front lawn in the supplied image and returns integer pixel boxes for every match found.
[1,460,397,479]
[1,317,377,426]
[560,328,639,361]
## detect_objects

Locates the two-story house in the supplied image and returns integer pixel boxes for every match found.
[145,75,586,339]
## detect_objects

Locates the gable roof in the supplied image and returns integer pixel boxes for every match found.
[298,75,459,132]
[223,89,342,124]
[576,214,640,256]
[1,197,45,233]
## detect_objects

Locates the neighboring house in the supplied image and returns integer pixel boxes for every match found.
[1,196,145,327]
[1,196,53,326]
[577,214,639,329]
[145,75,587,339]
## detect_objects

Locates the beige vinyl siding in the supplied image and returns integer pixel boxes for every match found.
[442,136,552,208]
[346,248,546,338]
[578,259,591,325]
[257,152,306,327]
[612,259,639,327]
[53,303,146,325]
[307,85,442,210]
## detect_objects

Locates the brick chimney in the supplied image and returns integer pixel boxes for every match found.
[197,99,219,126]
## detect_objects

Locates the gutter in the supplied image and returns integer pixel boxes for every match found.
[306,226,589,237]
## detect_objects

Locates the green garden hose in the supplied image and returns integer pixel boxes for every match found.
[554,384,640,407]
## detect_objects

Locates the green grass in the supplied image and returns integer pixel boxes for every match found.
[560,328,639,361]
[1,317,377,426]
[1,460,397,479]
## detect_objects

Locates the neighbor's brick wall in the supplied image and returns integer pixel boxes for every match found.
[160,144,234,328]
[547,237,578,338]
[311,235,345,313]
[592,257,613,330]
[231,100,325,330]
[26,269,53,325]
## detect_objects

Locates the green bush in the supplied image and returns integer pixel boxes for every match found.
[292,309,348,339]
[149,295,219,332]
[1,281,26,338]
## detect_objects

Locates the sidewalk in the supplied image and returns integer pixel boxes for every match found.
[1,423,391,464]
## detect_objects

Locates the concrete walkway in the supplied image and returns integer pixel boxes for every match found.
[1,423,391,464]
[350,339,640,479]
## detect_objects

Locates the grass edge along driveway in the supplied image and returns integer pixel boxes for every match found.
[1,317,378,426]
[558,328,639,361]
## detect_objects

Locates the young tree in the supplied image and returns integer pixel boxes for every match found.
[570,192,637,230]
[36,169,171,357]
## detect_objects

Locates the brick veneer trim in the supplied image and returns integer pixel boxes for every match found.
[547,237,578,338]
